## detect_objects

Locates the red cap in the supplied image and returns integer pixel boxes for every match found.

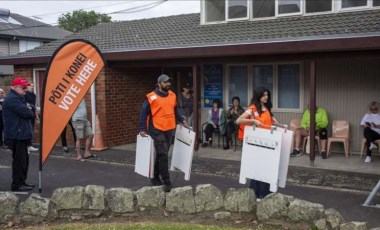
[12,77,30,87]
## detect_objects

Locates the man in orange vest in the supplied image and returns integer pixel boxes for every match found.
[139,74,188,192]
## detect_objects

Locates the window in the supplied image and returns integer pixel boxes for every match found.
[305,0,332,13]
[229,66,248,107]
[205,0,225,23]
[252,0,275,18]
[226,63,302,112]
[277,64,300,109]
[228,0,248,20]
[341,0,368,8]
[278,0,302,15]
[252,65,274,96]
[374,0,380,6]
[19,40,42,53]
[33,68,46,108]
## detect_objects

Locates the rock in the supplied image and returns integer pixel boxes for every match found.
[19,193,50,218]
[256,193,293,221]
[51,186,84,210]
[325,208,344,229]
[106,188,135,213]
[83,185,105,210]
[224,188,256,212]
[136,186,165,208]
[314,218,328,230]
[288,198,324,223]
[0,192,19,223]
[340,222,368,230]
[195,184,224,212]
[214,211,231,220]
[166,186,196,214]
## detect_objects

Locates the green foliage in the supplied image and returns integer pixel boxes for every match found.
[58,10,112,33]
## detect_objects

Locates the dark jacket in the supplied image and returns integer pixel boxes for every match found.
[3,89,34,140]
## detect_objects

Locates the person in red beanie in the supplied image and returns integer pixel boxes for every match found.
[3,77,35,192]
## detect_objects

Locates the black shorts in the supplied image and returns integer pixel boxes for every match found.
[316,128,327,140]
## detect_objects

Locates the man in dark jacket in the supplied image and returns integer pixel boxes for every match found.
[139,74,187,192]
[3,77,35,192]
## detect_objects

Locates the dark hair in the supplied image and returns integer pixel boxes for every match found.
[251,87,273,116]
[213,99,222,108]
[232,96,240,104]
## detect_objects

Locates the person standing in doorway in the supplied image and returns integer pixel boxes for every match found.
[139,74,188,192]
[236,87,279,200]
[178,83,194,127]
[3,77,35,191]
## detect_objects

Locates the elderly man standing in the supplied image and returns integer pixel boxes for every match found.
[3,77,35,192]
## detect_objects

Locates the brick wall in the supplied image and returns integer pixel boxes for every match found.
[103,67,160,146]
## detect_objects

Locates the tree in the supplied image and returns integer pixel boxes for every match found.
[58,10,112,33]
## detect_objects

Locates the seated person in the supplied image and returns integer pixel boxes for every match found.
[291,105,329,159]
[203,99,225,147]
[360,101,380,163]
[223,96,245,150]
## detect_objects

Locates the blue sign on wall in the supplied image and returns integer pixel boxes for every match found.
[204,65,223,108]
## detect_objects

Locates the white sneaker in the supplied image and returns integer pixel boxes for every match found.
[364,156,372,163]
[369,143,378,150]
[27,146,39,152]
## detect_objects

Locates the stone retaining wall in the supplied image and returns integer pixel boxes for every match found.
[0,184,374,229]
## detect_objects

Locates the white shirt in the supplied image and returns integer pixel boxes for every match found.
[360,113,380,135]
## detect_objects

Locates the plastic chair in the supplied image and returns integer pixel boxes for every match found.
[289,118,301,152]
[326,120,350,158]
[360,138,380,158]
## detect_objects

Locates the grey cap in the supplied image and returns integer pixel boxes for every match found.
[157,74,171,83]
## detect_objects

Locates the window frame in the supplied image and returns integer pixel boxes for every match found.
[225,62,304,113]
[33,68,46,108]
[226,0,250,21]
[337,0,371,12]
[250,0,276,20]
[225,64,249,108]
[304,0,334,16]
[201,0,227,24]
[276,0,304,17]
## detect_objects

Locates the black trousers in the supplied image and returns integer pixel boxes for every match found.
[204,123,219,142]
[364,127,380,156]
[151,131,173,185]
[249,179,271,199]
[60,120,77,147]
[6,140,29,190]
[225,121,237,145]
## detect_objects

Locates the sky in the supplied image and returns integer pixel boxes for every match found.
[0,0,200,25]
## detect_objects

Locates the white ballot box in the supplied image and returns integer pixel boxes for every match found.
[239,126,293,192]
[170,125,196,181]
[135,135,155,178]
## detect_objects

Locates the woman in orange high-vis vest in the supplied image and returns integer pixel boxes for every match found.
[139,74,188,193]
[236,87,279,200]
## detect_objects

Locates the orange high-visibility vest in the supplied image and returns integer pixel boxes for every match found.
[147,90,177,131]
[238,104,272,140]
